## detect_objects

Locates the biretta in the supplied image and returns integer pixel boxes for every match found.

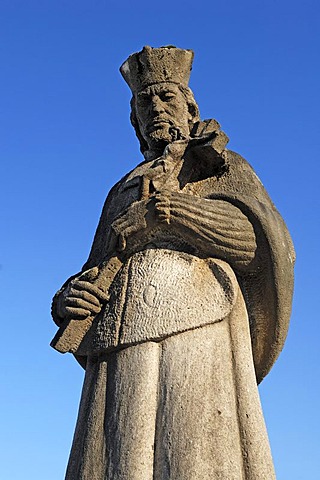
[120,45,194,95]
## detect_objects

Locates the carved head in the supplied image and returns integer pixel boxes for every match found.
[120,46,200,158]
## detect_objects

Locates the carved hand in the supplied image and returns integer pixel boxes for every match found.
[56,268,109,320]
[163,192,257,269]
[153,191,171,224]
[111,200,148,252]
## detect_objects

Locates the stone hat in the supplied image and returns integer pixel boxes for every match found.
[120,45,194,94]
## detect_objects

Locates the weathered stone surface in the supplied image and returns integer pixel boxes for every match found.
[51,46,295,479]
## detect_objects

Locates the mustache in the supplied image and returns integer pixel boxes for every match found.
[146,117,173,133]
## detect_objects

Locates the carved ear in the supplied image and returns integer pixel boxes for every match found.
[180,86,200,125]
[187,101,197,120]
[187,101,200,129]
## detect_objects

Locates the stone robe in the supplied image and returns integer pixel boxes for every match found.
[52,148,295,479]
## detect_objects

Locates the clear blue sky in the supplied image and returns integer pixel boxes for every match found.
[1,1,319,478]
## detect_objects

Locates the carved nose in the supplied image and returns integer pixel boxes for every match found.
[151,97,165,113]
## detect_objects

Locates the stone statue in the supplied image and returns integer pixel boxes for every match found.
[51,46,295,479]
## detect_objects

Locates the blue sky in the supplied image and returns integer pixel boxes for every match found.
[1,1,319,478]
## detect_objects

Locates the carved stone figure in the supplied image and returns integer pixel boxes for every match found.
[51,46,295,479]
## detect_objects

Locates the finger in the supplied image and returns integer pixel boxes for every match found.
[112,214,134,230]
[156,208,170,224]
[118,233,126,252]
[71,281,110,302]
[154,199,170,209]
[112,217,128,229]
[158,215,170,224]
[65,297,102,314]
[112,221,134,239]
[69,287,101,307]
[155,200,170,209]
[155,205,170,217]
[65,307,91,319]
[79,267,99,282]
[154,194,170,203]
[154,199,170,214]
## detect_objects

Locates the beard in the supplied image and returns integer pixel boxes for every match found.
[148,124,173,145]
[147,123,188,150]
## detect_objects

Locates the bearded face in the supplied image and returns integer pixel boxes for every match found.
[134,83,192,154]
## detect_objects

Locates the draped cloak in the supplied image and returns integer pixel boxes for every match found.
[52,149,295,480]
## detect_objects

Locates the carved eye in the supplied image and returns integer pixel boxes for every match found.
[161,92,176,102]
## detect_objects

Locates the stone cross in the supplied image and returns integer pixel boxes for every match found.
[51,45,295,479]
